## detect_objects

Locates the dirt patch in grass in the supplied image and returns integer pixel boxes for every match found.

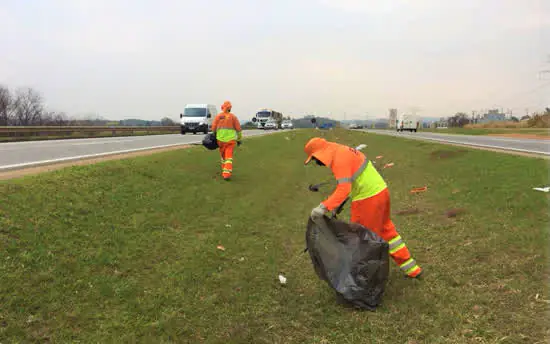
[445,208,467,218]
[395,208,421,216]
[487,133,550,140]
[430,149,468,160]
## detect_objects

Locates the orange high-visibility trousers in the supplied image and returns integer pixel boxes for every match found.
[350,188,422,277]
[217,140,236,179]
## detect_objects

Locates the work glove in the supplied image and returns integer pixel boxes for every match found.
[310,203,328,222]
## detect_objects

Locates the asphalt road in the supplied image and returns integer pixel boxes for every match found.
[0,130,272,171]
[362,129,550,156]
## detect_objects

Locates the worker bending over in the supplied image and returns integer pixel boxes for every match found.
[212,101,242,180]
[304,137,423,278]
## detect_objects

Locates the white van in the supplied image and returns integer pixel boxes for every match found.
[179,104,217,134]
[396,113,420,132]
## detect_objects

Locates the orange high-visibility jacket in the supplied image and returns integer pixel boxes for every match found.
[307,140,387,211]
[212,112,242,143]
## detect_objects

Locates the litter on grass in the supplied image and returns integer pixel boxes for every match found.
[376,155,383,159]
[278,274,287,284]
[410,186,428,193]
[383,162,394,169]
[216,245,225,251]
[533,186,550,193]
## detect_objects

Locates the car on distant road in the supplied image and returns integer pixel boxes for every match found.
[264,119,279,130]
[281,120,293,129]
[348,123,363,129]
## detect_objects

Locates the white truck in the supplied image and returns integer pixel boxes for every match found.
[396,113,420,132]
[179,104,217,135]
[252,108,283,129]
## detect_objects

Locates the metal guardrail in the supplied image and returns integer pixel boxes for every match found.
[0,126,181,138]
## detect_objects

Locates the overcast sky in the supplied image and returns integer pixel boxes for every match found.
[1,0,549,122]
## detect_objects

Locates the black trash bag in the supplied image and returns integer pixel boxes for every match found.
[202,133,218,150]
[305,215,390,310]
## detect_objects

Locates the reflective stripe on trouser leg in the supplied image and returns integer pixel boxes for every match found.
[387,234,422,276]
[222,143,234,178]
[388,235,404,254]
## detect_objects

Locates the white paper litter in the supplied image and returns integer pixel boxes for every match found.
[355,144,367,151]
[278,274,287,284]
[533,187,550,193]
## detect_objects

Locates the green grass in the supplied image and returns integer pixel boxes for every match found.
[1,128,549,343]
[419,127,550,136]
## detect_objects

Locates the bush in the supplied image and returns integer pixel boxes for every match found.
[527,114,550,128]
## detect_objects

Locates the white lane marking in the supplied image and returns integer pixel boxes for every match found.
[0,142,199,171]
[0,130,276,171]
[364,131,550,156]
[367,130,550,144]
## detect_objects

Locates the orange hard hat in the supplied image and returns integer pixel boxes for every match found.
[221,101,232,112]
[304,137,334,165]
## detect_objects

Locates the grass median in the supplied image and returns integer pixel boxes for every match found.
[1,128,548,343]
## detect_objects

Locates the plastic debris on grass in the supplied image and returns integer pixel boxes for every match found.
[533,186,550,193]
[383,162,394,169]
[278,274,287,284]
[216,245,225,251]
[376,155,383,159]
[410,186,428,193]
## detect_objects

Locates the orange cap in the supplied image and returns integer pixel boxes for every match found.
[221,101,232,112]
[304,137,332,165]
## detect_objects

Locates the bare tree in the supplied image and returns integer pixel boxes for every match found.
[12,87,44,126]
[0,85,12,126]
[52,112,68,126]
[41,111,55,125]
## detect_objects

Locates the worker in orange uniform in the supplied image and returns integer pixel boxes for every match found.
[304,137,423,278]
[211,101,242,180]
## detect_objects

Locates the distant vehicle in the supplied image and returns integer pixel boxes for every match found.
[252,108,283,129]
[348,123,363,129]
[396,114,419,132]
[264,119,279,130]
[281,119,293,129]
[180,104,216,134]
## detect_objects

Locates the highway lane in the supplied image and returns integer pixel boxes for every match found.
[0,130,272,171]
[361,129,550,156]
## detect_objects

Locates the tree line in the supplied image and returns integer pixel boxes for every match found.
[0,84,177,127]
[0,85,74,126]
[442,108,550,128]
